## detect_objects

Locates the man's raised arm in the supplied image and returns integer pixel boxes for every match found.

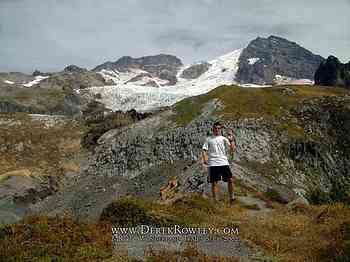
[226,131,235,153]
[201,150,208,166]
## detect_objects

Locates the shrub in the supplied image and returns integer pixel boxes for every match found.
[307,181,350,205]
[100,197,165,227]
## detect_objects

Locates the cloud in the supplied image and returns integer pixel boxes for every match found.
[0,0,349,72]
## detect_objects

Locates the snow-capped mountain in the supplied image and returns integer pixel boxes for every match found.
[82,36,324,112]
[85,49,243,111]
[0,35,325,114]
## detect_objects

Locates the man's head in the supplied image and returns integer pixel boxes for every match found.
[212,121,223,136]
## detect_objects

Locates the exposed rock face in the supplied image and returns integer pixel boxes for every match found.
[63,65,87,73]
[93,54,183,85]
[125,73,154,84]
[236,35,324,84]
[314,56,350,88]
[180,62,211,79]
[289,96,350,189]
[87,96,350,198]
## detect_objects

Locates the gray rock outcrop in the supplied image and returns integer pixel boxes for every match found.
[63,65,88,73]
[180,62,211,79]
[236,35,324,84]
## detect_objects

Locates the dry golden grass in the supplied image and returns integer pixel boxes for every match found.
[0,215,112,261]
[0,169,32,183]
[239,203,350,262]
[0,114,84,179]
[60,162,81,173]
[1,195,349,261]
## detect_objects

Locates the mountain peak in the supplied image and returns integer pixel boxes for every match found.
[93,54,183,85]
[236,35,324,84]
[63,65,87,73]
[267,35,291,41]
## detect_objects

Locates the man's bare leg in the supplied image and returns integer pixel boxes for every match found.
[227,178,235,201]
[211,181,219,201]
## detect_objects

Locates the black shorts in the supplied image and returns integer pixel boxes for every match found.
[208,165,233,183]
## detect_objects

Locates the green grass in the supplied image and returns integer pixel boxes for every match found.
[173,85,350,126]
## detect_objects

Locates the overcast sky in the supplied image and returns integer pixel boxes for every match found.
[1,0,349,73]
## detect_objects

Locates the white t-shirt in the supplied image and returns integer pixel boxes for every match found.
[202,135,231,166]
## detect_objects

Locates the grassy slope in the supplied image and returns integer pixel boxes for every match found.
[173,85,349,137]
[0,113,84,178]
[1,194,349,261]
[0,87,67,112]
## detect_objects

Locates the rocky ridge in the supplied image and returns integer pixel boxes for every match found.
[93,54,183,85]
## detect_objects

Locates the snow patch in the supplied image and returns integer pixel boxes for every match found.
[273,74,314,85]
[248,58,260,65]
[23,76,49,87]
[240,83,271,88]
[4,80,14,85]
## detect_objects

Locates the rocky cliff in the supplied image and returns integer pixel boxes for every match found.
[236,36,324,84]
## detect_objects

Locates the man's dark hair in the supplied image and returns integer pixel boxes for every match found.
[213,121,223,128]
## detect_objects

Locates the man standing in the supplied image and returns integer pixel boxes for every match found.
[202,122,236,203]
